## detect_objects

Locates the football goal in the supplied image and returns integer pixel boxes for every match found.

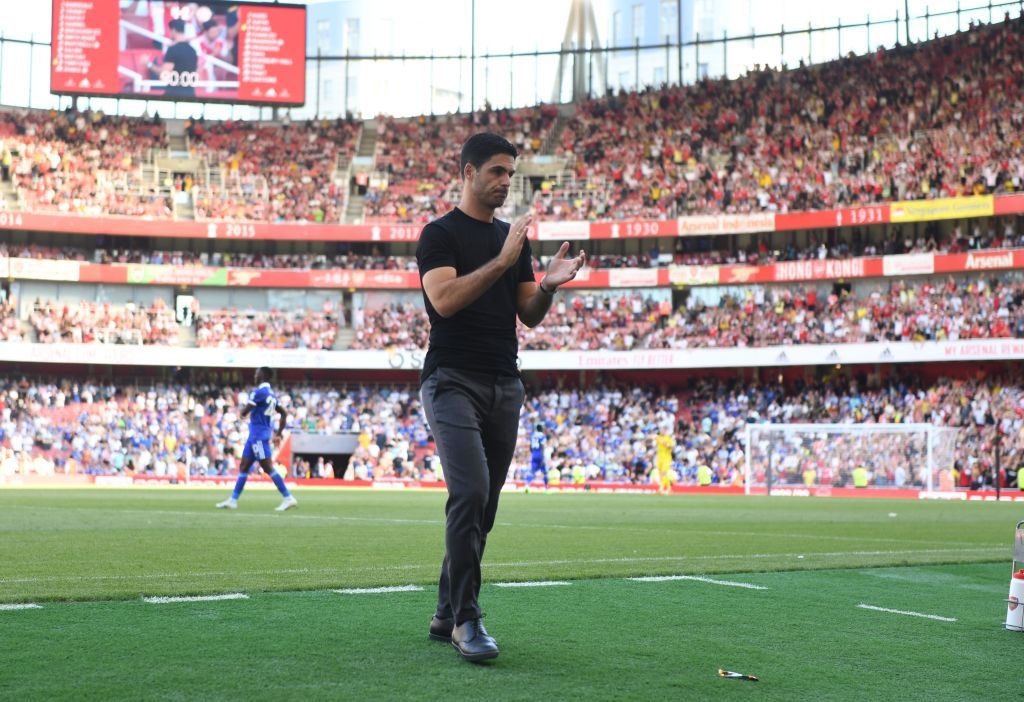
[743,423,959,494]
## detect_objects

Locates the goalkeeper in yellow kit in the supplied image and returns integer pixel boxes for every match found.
[655,429,676,494]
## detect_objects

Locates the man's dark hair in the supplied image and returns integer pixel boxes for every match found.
[203,19,219,32]
[168,19,187,34]
[257,366,273,379]
[460,132,518,178]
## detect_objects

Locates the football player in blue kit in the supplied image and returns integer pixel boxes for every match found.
[216,367,297,512]
[530,423,549,487]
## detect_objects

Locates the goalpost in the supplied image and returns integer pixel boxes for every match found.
[743,423,959,495]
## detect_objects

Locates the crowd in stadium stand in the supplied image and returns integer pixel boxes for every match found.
[0,108,170,218]
[195,309,339,350]
[0,297,24,341]
[674,375,1019,490]
[9,297,341,349]
[0,380,428,481]
[188,117,359,222]
[28,299,177,345]
[363,105,558,223]
[348,276,1024,351]
[5,274,1024,350]
[0,375,1017,490]
[348,303,430,350]
[547,277,1024,350]
[543,16,1024,220]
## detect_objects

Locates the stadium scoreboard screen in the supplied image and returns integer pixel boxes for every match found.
[51,1,306,106]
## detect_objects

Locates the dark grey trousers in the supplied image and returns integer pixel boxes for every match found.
[420,366,525,625]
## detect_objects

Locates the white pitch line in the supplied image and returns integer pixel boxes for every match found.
[856,603,957,622]
[143,593,249,604]
[629,575,768,590]
[493,580,572,588]
[332,585,424,594]
[0,603,42,610]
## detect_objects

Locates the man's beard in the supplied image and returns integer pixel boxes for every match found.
[476,182,508,208]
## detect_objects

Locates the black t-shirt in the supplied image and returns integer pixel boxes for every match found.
[165,42,198,74]
[416,207,535,382]
[163,42,198,95]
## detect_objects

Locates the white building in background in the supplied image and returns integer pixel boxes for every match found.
[603,0,746,93]
[302,0,1015,114]
[601,0,980,95]
[307,0,473,118]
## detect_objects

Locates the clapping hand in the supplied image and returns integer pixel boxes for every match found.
[499,212,534,269]
[541,241,587,291]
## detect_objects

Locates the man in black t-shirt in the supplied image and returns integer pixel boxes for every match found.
[417,133,586,662]
[148,19,198,98]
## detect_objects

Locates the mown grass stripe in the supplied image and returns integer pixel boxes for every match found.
[0,547,1006,587]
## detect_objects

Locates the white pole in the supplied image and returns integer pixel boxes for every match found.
[926,425,934,493]
[744,424,751,496]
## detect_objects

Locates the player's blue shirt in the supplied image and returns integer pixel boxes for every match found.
[247,383,277,440]
[530,430,545,458]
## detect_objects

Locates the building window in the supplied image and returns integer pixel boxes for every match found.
[632,4,644,43]
[659,0,677,41]
[344,18,360,55]
[699,16,714,39]
[379,18,394,54]
[317,19,330,54]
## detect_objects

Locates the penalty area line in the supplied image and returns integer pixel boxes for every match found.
[856,603,957,622]
[143,593,249,604]
[493,581,573,588]
[333,585,424,594]
[629,575,768,590]
[0,603,42,610]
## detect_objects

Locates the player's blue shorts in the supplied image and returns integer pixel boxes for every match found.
[242,436,273,462]
[531,454,545,472]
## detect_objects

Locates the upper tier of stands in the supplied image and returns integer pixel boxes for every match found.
[1,16,1019,225]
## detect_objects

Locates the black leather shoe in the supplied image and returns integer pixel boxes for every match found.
[451,618,499,662]
[428,615,453,642]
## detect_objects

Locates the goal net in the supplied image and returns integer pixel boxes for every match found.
[743,423,959,494]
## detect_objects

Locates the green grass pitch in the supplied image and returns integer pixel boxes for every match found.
[0,488,1019,700]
